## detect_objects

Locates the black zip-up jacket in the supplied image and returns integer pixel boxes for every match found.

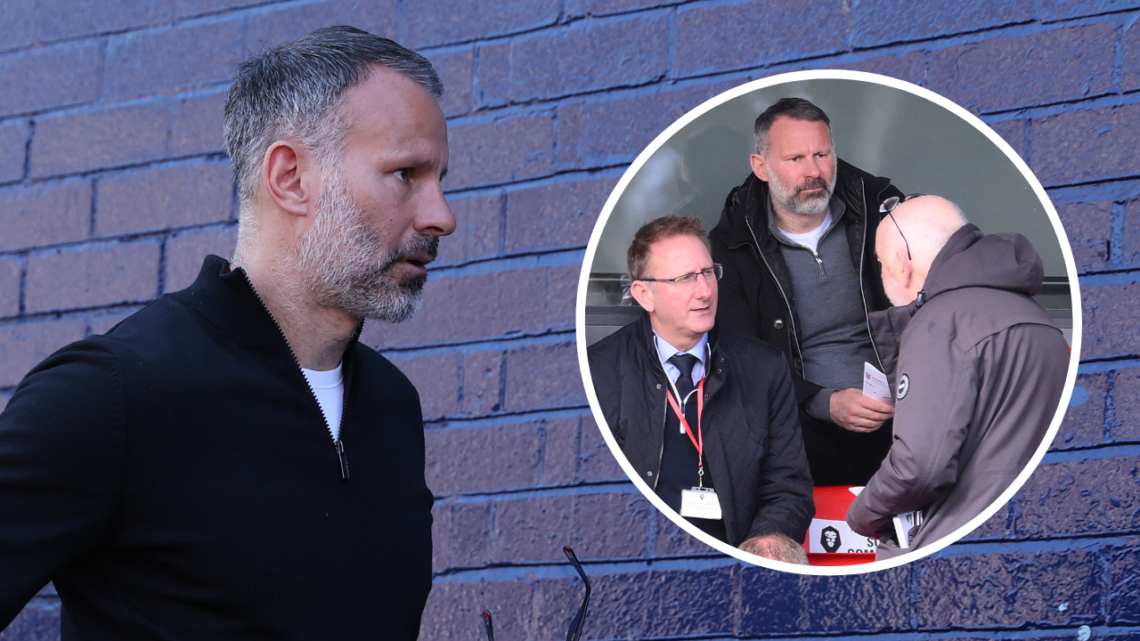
[709,161,903,486]
[587,313,814,545]
[0,256,433,640]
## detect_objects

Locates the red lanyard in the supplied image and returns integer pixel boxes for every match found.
[665,376,706,483]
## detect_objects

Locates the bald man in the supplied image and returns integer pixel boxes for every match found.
[846,195,1069,559]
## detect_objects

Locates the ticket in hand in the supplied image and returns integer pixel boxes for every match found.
[862,362,894,405]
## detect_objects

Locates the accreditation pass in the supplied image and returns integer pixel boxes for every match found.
[680,487,722,520]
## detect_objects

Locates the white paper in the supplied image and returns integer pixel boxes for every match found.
[680,487,722,520]
[862,362,894,405]
[892,510,924,548]
[807,518,878,555]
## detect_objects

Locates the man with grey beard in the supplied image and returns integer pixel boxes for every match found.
[0,27,452,640]
[710,98,904,487]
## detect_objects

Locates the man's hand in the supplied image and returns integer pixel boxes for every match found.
[830,389,894,433]
[738,533,808,564]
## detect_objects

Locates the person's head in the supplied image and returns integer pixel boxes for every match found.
[225,26,455,322]
[627,216,718,351]
[876,195,969,306]
[749,98,836,219]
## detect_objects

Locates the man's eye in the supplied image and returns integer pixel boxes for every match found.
[394,168,411,182]
[676,273,698,285]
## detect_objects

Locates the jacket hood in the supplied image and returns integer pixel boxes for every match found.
[921,223,1044,302]
[869,224,1045,380]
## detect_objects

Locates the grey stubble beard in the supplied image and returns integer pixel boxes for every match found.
[765,158,838,218]
[295,167,437,323]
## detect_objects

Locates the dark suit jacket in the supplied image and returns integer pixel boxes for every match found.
[587,313,814,545]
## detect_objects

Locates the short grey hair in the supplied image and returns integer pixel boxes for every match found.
[753,97,831,156]
[224,26,442,215]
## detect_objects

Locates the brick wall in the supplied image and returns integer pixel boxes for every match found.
[0,1,1137,639]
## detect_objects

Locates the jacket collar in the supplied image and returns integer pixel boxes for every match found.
[171,255,364,354]
[635,311,727,393]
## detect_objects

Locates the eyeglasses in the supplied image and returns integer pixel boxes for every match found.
[638,264,723,286]
[879,194,925,261]
[481,546,591,641]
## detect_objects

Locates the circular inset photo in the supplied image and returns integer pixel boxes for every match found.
[575,70,1081,575]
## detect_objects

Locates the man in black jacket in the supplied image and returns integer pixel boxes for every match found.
[589,216,814,562]
[710,98,903,486]
[0,27,454,639]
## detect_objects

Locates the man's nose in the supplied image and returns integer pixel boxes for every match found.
[804,156,823,178]
[415,187,457,237]
[694,270,715,298]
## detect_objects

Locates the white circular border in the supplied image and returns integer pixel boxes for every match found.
[574,69,1083,576]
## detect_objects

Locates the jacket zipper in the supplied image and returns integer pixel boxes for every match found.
[649,348,669,492]
[744,215,804,377]
[809,249,826,276]
[238,270,351,480]
[854,178,885,373]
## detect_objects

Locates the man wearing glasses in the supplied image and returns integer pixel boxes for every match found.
[847,195,1068,558]
[710,97,904,487]
[588,216,814,562]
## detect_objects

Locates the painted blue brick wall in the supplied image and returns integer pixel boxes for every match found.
[0,1,1136,639]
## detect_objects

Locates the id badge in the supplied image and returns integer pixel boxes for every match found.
[680,487,722,520]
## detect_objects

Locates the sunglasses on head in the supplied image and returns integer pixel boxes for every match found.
[879,193,925,260]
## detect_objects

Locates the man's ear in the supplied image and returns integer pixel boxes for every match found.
[750,154,769,182]
[629,280,655,313]
[897,251,914,290]
[263,140,320,217]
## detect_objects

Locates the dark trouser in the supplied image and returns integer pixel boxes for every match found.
[800,413,893,486]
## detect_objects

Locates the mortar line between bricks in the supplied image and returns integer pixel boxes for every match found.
[19,152,233,188]
[1037,4,1140,24]
[1078,266,1140,285]
[36,9,262,50]
[1111,199,1127,267]
[422,404,593,429]
[1043,441,1140,460]
[937,532,1140,554]
[1114,17,1126,95]
[431,553,739,582]
[441,165,627,199]
[535,418,547,483]
[1097,542,1112,624]
[850,10,1137,55]
[379,330,577,356]
[413,6,674,55]
[1077,357,1140,373]
[16,256,27,316]
[446,34,1138,126]
[89,178,99,238]
[1044,171,1140,198]
[430,248,585,277]
[171,0,279,24]
[0,221,237,263]
[423,407,592,429]
[1104,370,1118,442]
[156,235,168,297]
[0,299,158,324]
[21,119,33,183]
[1023,116,1033,167]
[438,480,636,502]
[640,628,1140,641]
[1047,178,1140,205]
